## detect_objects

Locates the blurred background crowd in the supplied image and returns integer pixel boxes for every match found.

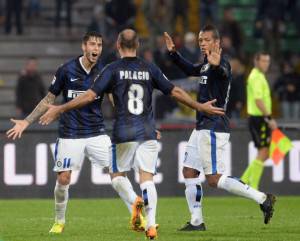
[0,0,299,126]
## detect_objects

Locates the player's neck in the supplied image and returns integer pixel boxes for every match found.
[120,50,137,58]
[81,56,95,73]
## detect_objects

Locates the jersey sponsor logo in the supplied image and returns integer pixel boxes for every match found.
[67,90,86,98]
[70,77,80,82]
[198,76,207,85]
[119,70,150,80]
[200,63,210,73]
[67,89,100,100]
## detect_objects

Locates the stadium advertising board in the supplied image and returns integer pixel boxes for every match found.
[0,128,300,198]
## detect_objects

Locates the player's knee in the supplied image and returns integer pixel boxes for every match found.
[258,147,269,161]
[57,172,71,185]
[182,167,199,178]
[263,149,269,160]
[206,175,219,188]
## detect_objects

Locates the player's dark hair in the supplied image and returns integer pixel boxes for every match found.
[118,29,139,50]
[82,31,102,44]
[201,24,220,40]
[254,51,270,61]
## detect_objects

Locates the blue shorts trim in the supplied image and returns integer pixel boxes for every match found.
[210,130,217,174]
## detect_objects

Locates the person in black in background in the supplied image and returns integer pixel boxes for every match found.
[16,57,45,117]
[5,0,23,34]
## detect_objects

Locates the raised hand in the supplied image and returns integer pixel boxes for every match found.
[156,130,162,140]
[206,44,222,66]
[6,119,30,140]
[163,32,176,52]
[198,99,225,116]
[39,104,62,125]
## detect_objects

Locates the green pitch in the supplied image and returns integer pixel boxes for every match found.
[0,196,299,241]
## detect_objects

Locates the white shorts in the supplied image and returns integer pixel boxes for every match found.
[183,129,230,175]
[53,135,111,172]
[109,140,158,174]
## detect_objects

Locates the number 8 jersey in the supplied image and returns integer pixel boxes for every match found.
[91,56,174,144]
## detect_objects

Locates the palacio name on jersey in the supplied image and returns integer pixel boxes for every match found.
[119,70,150,80]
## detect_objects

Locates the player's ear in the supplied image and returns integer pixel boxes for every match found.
[81,42,85,52]
[117,41,123,54]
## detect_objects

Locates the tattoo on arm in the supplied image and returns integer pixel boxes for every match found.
[25,92,56,124]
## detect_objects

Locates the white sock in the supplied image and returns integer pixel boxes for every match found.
[54,182,69,224]
[111,176,137,214]
[140,181,157,229]
[217,175,266,204]
[184,178,204,226]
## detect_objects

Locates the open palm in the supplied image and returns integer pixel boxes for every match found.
[206,44,222,66]
[6,119,29,140]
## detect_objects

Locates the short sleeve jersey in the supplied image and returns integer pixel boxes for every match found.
[49,56,106,138]
[247,68,271,116]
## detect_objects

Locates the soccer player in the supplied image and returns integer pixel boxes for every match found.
[164,25,276,231]
[241,52,278,189]
[6,31,112,234]
[39,29,225,239]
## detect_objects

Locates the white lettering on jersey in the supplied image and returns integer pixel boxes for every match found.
[119,70,150,80]
[198,76,207,84]
[67,90,100,100]
[67,90,86,99]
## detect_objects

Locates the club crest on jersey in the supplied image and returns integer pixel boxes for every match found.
[200,63,210,73]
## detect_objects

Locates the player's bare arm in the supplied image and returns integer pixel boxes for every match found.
[6,92,56,140]
[108,93,115,107]
[170,86,225,115]
[164,32,176,52]
[39,89,97,125]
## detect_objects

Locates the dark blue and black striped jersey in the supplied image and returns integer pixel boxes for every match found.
[91,56,175,143]
[48,56,106,138]
[169,51,231,133]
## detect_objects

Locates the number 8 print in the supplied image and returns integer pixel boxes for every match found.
[128,84,144,115]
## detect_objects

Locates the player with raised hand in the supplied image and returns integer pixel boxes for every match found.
[164,25,276,231]
[6,31,112,234]
[39,29,224,239]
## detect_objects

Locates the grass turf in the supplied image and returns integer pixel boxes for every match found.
[0,196,299,241]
